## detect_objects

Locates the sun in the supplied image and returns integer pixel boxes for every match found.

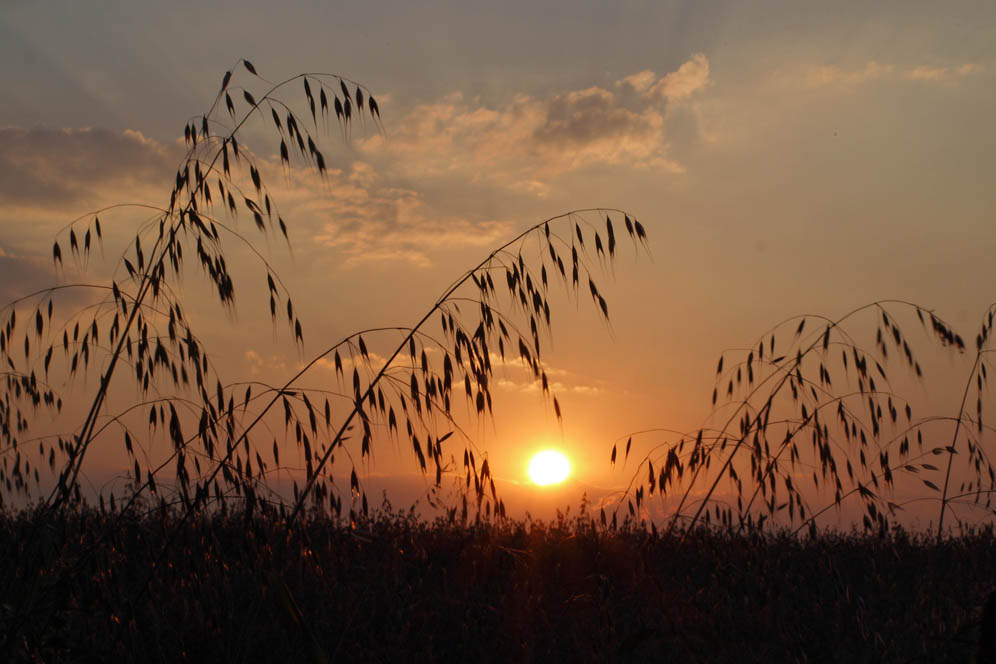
[527,450,571,486]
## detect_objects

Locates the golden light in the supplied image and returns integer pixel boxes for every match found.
[527,450,571,486]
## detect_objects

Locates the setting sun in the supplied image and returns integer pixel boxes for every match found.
[527,450,571,486]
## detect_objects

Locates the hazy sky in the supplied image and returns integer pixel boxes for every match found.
[2,1,995,524]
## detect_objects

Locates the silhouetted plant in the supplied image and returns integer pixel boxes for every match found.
[1,506,990,662]
[0,60,648,527]
[613,300,996,536]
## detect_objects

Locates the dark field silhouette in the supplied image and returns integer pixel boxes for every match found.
[978,590,996,664]
[1,507,993,662]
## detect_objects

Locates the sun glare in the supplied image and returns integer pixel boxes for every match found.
[527,450,571,486]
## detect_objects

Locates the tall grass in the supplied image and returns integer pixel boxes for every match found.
[2,58,990,543]
[1,505,989,662]
[612,300,996,537]
[3,57,994,662]
[0,60,647,527]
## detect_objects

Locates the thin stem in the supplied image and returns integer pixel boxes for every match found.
[937,352,980,537]
[48,69,332,507]
[288,208,629,522]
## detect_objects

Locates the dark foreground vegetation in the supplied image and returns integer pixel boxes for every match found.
[4,60,996,661]
[2,505,994,663]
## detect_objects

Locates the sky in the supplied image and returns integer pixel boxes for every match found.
[2,1,995,528]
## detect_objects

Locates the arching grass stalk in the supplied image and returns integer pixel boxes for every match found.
[0,60,384,512]
[288,207,647,522]
[615,301,975,535]
[1,60,652,531]
[938,303,996,537]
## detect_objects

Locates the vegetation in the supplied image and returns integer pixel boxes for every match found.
[610,300,996,538]
[2,60,995,661]
[1,505,991,662]
[0,60,645,525]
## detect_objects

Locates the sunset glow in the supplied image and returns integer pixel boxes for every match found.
[527,450,571,486]
[0,2,993,531]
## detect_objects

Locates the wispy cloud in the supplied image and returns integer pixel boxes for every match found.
[802,61,894,89]
[617,54,711,102]
[0,58,713,272]
[801,60,984,89]
[359,55,711,193]
[0,250,54,303]
[906,63,984,82]
[244,349,288,378]
[0,127,179,209]
[264,160,516,269]
[0,245,96,314]
[0,122,519,272]
[311,348,390,376]
[0,59,710,274]
[490,352,606,397]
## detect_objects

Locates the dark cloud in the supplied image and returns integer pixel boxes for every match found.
[0,251,55,304]
[0,250,109,335]
[0,126,179,208]
[533,87,658,148]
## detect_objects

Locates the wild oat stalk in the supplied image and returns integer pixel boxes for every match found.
[284,206,649,523]
[0,60,649,528]
[613,301,996,536]
[0,59,383,513]
[936,303,996,536]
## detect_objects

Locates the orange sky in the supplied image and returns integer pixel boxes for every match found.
[1,2,995,529]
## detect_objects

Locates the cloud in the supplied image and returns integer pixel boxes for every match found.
[0,58,713,271]
[906,63,984,82]
[619,54,711,102]
[802,61,894,89]
[801,61,984,89]
[312,348,390,376]
[0,56,709,274]
[617,70,657,95]
[533,86,659,150]
[0,127,179,209]
[266,160,516,268]
[359,55,710,191]
[0,122,518,272]
[491,352,606,397]
[244,349,287,378]
[304,340,608,398]
[0,247,96,314]
[0,250,54,303]
[956,63,985,76]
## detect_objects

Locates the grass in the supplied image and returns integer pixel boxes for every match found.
[0,60,647,531]
[1,505,992,663]
[3,58,996,660]
[610,300,996,538]
[4,59,987,537]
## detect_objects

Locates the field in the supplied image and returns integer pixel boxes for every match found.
[3,55,996,663]
[2,506,993,663]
